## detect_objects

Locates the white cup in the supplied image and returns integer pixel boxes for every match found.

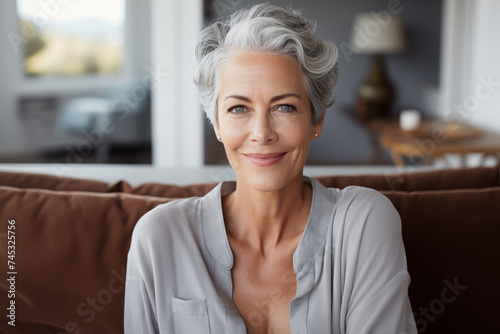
[400,109,421,131]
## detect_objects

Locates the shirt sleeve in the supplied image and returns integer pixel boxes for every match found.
[124,217,160,334]
[124,266,159,333]
[340,187,417,334]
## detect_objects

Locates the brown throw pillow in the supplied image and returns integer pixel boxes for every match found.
[382,187,500,334]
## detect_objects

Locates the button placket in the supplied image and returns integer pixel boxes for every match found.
[214,264,246,333]
[290,260,314,333]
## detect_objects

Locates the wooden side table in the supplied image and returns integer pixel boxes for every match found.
[367,119,500,166]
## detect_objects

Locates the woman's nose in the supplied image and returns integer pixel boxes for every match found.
[249,109,278,144]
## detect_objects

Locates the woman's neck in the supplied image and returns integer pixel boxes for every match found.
[222,174,312,255]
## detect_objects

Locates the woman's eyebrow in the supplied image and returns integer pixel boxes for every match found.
[223,93,301,102]
[270,93,301,102]
[224,95,251,102]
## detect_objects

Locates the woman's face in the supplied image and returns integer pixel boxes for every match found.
[215,52,324,191]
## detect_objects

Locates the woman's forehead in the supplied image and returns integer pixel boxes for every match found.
[219,52,307,97]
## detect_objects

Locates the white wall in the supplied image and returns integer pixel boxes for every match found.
[150,0,204,167]
[440,0,500,133]
[0,0,28,155]
[467,0,500,132]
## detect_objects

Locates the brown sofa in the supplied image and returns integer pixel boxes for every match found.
[0,166,499,334]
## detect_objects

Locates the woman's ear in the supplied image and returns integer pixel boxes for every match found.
[312,113,326,139]
[214,121,221,142]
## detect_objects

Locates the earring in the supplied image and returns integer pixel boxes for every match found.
[217,136,222,142]
[314,133,318,137]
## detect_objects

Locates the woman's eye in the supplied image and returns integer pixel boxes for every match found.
[228,105,247,113]
[276,104,295,112]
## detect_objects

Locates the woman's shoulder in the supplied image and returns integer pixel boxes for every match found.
[127,195,215,282]
[131,196,205,242]
[316,180,393,212]
[338,185,392,206]
[333,185,401,232]
[127,195,212,270]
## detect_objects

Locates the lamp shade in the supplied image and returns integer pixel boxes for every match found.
[350,12,406,54]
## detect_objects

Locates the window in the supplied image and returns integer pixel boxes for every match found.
[16,0,125,77]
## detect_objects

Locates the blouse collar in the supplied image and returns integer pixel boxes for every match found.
[201,175,337,272]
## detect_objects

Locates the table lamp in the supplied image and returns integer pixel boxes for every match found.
[350,13,406,122]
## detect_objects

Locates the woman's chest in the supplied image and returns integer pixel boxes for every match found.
[230,249,298,334]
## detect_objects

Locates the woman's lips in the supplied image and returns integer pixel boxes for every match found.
[244,152,287,167]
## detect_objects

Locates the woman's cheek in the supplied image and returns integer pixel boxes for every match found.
[224,147,241,170]
[220,124,246,170]
[285,121,310,144]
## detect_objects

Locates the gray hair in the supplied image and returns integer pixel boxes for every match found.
[193,3,339,126]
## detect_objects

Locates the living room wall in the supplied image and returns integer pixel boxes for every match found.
[203,0,443,164]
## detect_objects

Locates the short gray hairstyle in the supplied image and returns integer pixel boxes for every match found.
[194,3,339,126]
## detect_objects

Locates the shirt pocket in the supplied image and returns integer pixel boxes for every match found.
[171,297,210,334]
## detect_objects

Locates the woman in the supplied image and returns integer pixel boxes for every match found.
[125,4,416,333]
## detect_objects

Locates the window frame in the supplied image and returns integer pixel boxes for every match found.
[2,0,205,167]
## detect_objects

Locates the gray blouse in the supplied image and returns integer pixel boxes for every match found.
[124,175,417,333]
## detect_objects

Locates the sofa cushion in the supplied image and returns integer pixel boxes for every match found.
[0,170,222,198]
[0,177,498,334]
[382,187,500,334]
[128,166,500,196]
[1,165,498,196]
[121,181,218,198]
[316,165,500,191]
[0,186,172,334]
[0,170,112,192]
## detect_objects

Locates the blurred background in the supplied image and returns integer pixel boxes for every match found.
[0,0,498,167]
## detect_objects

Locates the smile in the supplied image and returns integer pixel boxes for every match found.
[244,152,287,167]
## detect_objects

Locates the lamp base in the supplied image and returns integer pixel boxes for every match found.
[354,55,395,122]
